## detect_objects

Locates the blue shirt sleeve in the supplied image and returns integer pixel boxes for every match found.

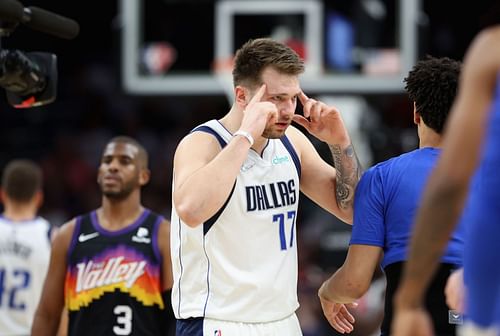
[350,166,385,248]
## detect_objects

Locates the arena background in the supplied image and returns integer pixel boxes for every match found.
[0,1,498,335]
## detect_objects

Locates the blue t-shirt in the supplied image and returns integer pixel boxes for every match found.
[350,147,465,269]
[462,74,500,327]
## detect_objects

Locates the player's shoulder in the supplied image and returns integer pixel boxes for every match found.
[54,218,78,242]
[175,120,226,154]
[374,149,425,170]
[360,150,419,183]
[285,124,307,141]
[466,25,500,70]
[283,124,310,154]
[144,209,169,224]
[157,217,171,237]
[476,25,500,45]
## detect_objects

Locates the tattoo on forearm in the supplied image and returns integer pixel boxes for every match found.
[329,143,362,210]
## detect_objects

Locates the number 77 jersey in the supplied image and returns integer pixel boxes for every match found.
[171,120,302,323]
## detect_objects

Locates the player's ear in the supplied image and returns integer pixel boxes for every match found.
[139,168,151,186]
[235,85,248,107]
[34,190,44,209]
[413,102,421,125]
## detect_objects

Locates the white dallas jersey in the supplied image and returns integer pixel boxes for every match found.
[0,215,51,336]
[171,120,302,323]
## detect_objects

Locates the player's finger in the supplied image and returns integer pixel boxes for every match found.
[248,84,267,105]
[292,114,311,132]
[335,315,353,333]
[309,100,322,124]
[332,316,349,334]
[330,318,346,334]
[340,306,355,323]
[298,91,309,105]
[301,98,317,119]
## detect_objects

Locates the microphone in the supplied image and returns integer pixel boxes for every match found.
[0,0,24,22]
[0,0,79,39]
[23,7,80,40]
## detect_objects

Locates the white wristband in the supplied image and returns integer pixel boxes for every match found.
[233,130,254,146]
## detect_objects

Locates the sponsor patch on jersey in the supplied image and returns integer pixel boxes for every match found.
[272,155,290,165]
[132,227,151,243]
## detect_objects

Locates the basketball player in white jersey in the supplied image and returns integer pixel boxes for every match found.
[171,38,362,336]
[0,159,53,336]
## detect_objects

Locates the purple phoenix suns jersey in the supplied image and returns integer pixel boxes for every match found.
[65,209,166,336]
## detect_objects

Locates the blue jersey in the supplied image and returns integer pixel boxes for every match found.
[350,147,465,269]
[464,74,500,327]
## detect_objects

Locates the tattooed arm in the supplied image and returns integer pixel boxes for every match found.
[329,143,363,211]
[291,92,362,223]
[287,125,361,224]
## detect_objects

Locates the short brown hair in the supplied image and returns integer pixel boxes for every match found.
[232,38,305,88]
[1,159,43,202]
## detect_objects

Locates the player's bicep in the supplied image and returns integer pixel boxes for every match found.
[173,132,222,190]
[38,221,74,315]
[32,220,75,335]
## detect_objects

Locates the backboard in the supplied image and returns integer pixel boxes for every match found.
[120,0,421,95]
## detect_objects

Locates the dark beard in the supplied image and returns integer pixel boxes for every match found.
[102,189,131,200]
[100,180,135,200]
[262,128,285,139]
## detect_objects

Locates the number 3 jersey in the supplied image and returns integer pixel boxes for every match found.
[65,209,166,336]
[0,216,51,336]
[171,120,302,323]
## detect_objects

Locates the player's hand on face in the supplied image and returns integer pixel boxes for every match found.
[292,91,349,144]
[240,84,278,140]
[318,296,357,334]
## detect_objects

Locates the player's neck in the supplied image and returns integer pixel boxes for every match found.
[418,125,442,148]
[99,194,144,230]
[220,106,243,134]
[2,205,37,221]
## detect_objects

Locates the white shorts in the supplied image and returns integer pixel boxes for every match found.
[458,322,499,336]
[203,314,303,336]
